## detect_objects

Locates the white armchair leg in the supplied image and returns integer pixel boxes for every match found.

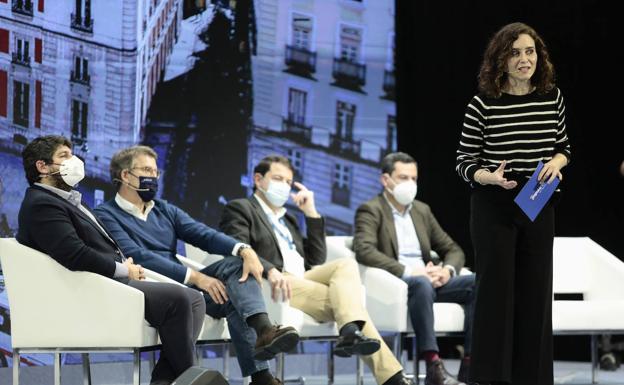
[356,357,364,385]
[276,353,285,381]
[392,334,401,359]
[327,342,335,385]
[222,343,230,380]
[12,350,19,385]
[133,349,141,385]
[82,353,91,385]
[591,335,598,384]
[54,353,61,385]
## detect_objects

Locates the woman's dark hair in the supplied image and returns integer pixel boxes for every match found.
[22,135,73,185]
[478,22,556,98]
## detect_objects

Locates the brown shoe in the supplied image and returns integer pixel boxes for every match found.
[425,359,464,385]
[254,325,300,360]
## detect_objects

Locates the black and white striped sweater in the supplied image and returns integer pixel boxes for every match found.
[456,87,571,184]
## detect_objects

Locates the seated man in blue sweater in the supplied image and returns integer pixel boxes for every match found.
[94,146,298,385]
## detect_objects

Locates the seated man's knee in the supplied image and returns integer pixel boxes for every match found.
[336,257,358,272]
[190,288,207,314]
[406,275,434,295]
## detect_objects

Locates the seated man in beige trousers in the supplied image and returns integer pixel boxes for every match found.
[219,155,413,385]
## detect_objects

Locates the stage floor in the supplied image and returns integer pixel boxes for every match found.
[1,358,623,384]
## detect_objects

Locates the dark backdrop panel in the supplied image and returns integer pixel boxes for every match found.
[397,0,623,268]
[396,0,624,361]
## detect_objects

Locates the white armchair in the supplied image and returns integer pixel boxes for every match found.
[326,236,408,333]
[183,243,337,383]
[552,237,624,383]
[142,269,230,343]
[325,235,469,381]
[326,236,469,336]
[183,243,337,337]
[0,238,158,385]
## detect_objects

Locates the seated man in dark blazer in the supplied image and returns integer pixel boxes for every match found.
[94,146,298,385]
[354,152,475,385]
[16,136,205,385]
[220,155,414,385]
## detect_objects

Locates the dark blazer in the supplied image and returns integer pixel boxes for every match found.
[353,194,464,278]
[219,196,326,276]
[17,185,123,279]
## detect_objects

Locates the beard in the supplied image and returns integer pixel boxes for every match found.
[48,172,73,192]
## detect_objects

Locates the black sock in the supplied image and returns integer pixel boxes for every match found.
[339,321,360,337]
[246,312,272,335]
[251,368,273,384]
[381,370,403,385]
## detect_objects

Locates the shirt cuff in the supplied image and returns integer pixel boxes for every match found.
[232,242,249,256]
[113,262,129,278]
[183,267,192,285]
[444,264,456,277]
[401,264,412,279]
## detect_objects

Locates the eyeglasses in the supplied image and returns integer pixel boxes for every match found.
[130,166,161,179]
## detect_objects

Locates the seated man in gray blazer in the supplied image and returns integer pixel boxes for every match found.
[354,152,475,385]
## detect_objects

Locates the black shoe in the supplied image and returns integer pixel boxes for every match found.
[425,359,464,385]
[149,380,172,385]
[333,330,381,357]
[383,373,416,385]
[457,357,470,383]
[600,352,619,371]
[254,325,300,360]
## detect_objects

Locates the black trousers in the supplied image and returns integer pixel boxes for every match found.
[468,186,554,385]
[128,280,206,383]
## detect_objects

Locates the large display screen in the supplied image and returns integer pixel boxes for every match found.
[0,0,396,366]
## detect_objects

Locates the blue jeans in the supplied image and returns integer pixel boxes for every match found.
[403,273,475,355]
[194,256,269,377]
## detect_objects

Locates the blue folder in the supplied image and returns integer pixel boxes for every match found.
[514,161,560,221]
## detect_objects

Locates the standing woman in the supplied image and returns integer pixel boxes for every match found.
[456,22,571,385]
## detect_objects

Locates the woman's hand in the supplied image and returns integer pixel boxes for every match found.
[475,161,517,190]
[538,154,567,184]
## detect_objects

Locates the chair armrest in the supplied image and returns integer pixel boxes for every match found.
[0,239,149,348]
[184,243,224,266]
[144,268,186,287]
[325,236,356,262]
[325,236,407,331]
[260,280,304,329]
[176,254,209,271]
[359,265,408,332]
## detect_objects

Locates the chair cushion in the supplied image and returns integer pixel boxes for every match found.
[553,300,624,331]
[405,303,465,333]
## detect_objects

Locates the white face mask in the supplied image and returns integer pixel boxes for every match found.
[260,180,291,208]
[389,179,417,206]
[54,156,85,187]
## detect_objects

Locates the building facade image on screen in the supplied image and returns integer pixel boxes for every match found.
[0,0,395,366]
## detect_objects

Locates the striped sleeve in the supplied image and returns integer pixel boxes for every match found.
[456,96,486,182]
[554,88,572,163]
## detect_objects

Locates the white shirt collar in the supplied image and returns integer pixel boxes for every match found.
[382,191,412,217]
[254,193,287,219]
[35,183,82,206]
[35,182,73,199]
[115,193,155,221]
